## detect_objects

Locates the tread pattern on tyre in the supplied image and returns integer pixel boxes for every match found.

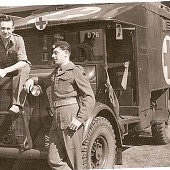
[82,116,116,169]
[151,121,170,145]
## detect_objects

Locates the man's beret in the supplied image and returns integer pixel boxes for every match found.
[52,41,70,50]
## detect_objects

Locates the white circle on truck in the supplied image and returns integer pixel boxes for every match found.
[162,35,170,85]
[35,16,47,30]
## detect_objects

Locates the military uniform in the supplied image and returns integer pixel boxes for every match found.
[36,61,95,170]
[0,33,31,107]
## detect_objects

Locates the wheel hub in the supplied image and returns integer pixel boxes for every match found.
[91,138,104,168]
[94,141,102,160]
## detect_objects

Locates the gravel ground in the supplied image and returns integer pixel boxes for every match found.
[1,128,170,170]
[115,129,170,169]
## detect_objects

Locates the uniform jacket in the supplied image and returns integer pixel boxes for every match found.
[0,33,29,68]
[37,61,95,124]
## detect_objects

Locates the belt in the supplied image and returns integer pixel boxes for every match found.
[53,97,78,108]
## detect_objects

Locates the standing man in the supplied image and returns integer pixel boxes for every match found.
[25,41,95,170]
[0,15,31,113]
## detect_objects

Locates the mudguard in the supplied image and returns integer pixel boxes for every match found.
[83,102,123,145]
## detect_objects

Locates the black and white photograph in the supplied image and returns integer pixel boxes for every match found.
[0,0,170,169]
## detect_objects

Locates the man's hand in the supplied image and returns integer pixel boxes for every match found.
[0,69,7,78]
[25,79,34,93]
[123,61,130,68]
[69,117,82,131]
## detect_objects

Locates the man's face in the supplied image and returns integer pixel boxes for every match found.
[89,38,95,47]
[0,21,14,39]
[52,47,68,66]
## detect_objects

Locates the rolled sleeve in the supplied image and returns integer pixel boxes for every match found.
[73,66,95,124]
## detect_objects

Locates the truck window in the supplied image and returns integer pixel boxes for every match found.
[22,28,104,67]
[24,34,53,66]
[106,28,134,63]
[71,29,104,62]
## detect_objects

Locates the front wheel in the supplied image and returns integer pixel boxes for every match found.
[82,117,116,169]
[151,118,170,144]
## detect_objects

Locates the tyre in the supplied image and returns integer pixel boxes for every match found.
[151,118,170,144]
[82,116,116,169]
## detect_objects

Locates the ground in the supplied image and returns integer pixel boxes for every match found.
[115,128,170,169]
[1,128,170,170]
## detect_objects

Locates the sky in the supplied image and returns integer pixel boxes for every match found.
[0,0,167,6]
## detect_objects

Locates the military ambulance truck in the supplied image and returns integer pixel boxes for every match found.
[0,2,170,169]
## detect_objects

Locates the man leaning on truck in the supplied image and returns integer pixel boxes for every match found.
[25,41,95,170]
[0,15,31,114]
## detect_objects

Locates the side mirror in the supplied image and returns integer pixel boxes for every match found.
[31,85,42,96]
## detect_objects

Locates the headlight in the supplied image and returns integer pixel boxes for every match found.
[84,66,96,82]
[31,85,42,96]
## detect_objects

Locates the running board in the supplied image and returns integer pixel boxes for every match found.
[120,115,140,125]
[0,147,47,159]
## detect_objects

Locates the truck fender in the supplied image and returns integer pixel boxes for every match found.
[83,102,123,146]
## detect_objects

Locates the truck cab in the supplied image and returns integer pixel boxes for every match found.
[0,2,170,169]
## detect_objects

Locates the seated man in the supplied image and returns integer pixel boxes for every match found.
[0,15,31,113]
[72,32,95,61]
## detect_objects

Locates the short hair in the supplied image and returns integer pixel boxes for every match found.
[0,15,14,26]
[52,41,71,53]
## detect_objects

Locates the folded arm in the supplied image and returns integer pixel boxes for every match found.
[0,61,27,78]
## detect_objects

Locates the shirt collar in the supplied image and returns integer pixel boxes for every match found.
[0,34,15,47]
[9,34,15,44]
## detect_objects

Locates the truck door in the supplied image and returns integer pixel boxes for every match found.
[106,24,136,108]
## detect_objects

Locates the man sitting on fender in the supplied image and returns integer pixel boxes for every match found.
[0,15,31,113]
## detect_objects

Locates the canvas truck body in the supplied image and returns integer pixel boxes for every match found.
[0,2,170,169]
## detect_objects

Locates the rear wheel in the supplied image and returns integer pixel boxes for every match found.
[82,117,116,169]
[151,118,170,144]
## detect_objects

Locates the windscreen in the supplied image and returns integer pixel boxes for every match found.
[22,28,104,67]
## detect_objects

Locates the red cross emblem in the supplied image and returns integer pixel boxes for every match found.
[162,35,170,85]
[35,16,47,30]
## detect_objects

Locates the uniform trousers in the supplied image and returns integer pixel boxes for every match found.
[12,63,31,107]
[48,103,83,170]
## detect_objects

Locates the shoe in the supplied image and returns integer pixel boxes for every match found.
[9,105,20,114]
